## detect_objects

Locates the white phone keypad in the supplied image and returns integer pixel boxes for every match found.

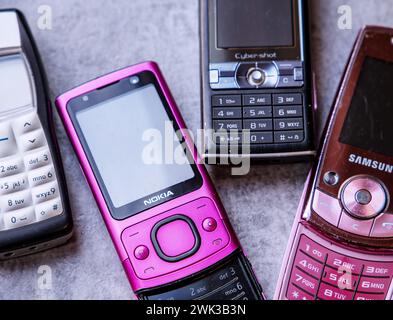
[0,112,63,231]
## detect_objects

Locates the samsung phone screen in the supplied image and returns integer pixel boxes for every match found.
[340,57,393,157]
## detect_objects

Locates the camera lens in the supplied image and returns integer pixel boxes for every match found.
[130,76,140,85]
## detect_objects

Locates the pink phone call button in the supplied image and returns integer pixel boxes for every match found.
[134,245,149,260]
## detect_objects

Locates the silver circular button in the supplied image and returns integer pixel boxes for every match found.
[247,68,266,86]
[323,171,340,186]
[355,189,372,205]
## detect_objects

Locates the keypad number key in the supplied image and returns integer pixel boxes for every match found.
[0,157,24,179]
[32,181,60,205]
[0,190,32,213]
[24,148,52,171]
[28,165,56,188]
[212,108,242,119]
[212,95,241,107]
[274,105,303,118]
[0,173,28,196]
[213,120,242,131]
[243,119,273,131]
[274,118,304,131]
[245,132,273,145]
[243,107,272,119]
[273,93,303,105]
[243,94,271,106]
[3,207,35,230]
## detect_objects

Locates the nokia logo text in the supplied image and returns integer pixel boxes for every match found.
[144,191,174,206]
[348,154,393,174]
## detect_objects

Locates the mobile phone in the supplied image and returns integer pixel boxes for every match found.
[200,0,316,161]
[275,26,393,300]
[56,62,264,300]
[0,10,73,259]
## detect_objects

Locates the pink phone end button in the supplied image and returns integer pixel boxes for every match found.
[203,218,218,232]
[371,214,393,238]
[312,189,342,226]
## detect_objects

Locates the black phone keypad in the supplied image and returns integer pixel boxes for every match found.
[212,93,305,145]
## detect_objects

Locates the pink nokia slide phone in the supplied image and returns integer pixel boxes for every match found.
[275,26,393,300]
[55,61,264,300]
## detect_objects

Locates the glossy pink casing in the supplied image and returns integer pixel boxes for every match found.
[55,62,240,294]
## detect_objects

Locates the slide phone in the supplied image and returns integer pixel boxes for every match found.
[200,0,316,161]
[0,10,72,259]
[56,62,263,300]
[275,27,393,300]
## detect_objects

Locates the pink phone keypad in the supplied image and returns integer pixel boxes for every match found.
[286,235,393,300]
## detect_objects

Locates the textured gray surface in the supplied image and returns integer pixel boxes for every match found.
[0,0,393,300]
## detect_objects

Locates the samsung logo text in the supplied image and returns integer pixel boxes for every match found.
[349,154,393,174]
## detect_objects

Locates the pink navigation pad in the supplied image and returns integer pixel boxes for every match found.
[156,219,197,258]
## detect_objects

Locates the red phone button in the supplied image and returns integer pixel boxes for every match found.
[202,217,217,232]
[154,217,198,259]
[371,214,393,238]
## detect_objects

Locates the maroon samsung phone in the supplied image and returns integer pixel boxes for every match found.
[276,26,393,300]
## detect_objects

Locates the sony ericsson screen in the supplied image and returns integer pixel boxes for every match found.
[216,0,294,49]
[75,84,195,210]
[340,57,393,158]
